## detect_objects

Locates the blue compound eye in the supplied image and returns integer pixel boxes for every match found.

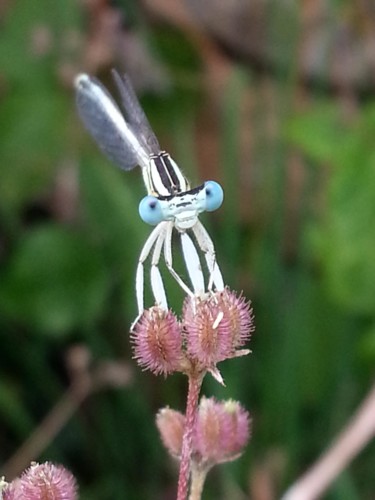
[204,181,224,212]
[139,196,164,225]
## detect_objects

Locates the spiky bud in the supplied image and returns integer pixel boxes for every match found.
[131,307,184,376]
[1,479,20,500]
[157,398,251,467]
[183,289,254,368]
[215,289,254,349]
[194,397,251,465]
[156,408,185,458]
[5,462,78,500]
[183,295,232,366]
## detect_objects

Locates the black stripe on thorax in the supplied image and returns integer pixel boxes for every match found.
[151,152,182,195]
[160,152,181,192]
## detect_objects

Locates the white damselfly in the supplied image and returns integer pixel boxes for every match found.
[75,70,224,315]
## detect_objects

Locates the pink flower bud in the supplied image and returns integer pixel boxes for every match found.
[216,289,255,349]
[193,397,223,462]
[193,397,251,465]
[131,307,184,376]
[183,289,254,368]
[156,408,185,458]
[183,295,233,366]
[18,462,77,500]
[219,400,252,459]
[2,479,21,500]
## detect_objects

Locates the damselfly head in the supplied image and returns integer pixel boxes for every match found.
[139,181,223,230]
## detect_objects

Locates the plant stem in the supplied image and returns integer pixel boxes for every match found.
[189,464,209,500]
[281,381,375,500]
[177,374,203,500]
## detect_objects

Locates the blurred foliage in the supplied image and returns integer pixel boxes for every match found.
[0,225,109,334]
[0,1,374,499]
[288,103,375,314]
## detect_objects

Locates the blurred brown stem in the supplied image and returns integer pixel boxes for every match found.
[1,378,91,480]
[1,353,132,480]
[282,380,375,500]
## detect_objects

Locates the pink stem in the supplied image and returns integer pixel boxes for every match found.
[177,374,202,500]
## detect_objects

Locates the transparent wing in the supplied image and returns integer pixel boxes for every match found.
[112,70,161,156]
[75,74,149,170]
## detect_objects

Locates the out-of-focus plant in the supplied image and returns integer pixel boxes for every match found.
[132,290,254,499]
[288,103,375,315]
[1,462,78,500]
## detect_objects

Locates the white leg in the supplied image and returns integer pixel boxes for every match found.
[151,266,168,310]
[136,222,167,315]
[192,221,224,291]
[150,227,168,310]
[135,264,144,317]
[163,223,194,297]
[181,232,204,294]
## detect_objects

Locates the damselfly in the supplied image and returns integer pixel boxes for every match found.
[75,70,224,315]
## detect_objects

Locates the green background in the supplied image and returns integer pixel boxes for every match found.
[0,1,374,498]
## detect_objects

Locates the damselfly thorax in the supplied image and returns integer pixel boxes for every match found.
[75,71,224,315]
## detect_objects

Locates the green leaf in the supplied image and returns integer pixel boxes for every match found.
[0,89,69,213]
[300,104,375,313]
[0,225,109,335]
[358,322,375,367]
[286,103,350,166]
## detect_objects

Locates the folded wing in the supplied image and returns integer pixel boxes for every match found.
[75,73,152,170]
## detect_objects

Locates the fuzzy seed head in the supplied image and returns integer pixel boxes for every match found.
[216,289,255,348]
[183,295,233,366]
[219,400,251,458]
[156,408,185,458]
[193,397,251,465]
[193,397,223,462]
[2,479,21,500]
[183,289,254,367]
[131,307,184,376]
[18,462,77,500]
